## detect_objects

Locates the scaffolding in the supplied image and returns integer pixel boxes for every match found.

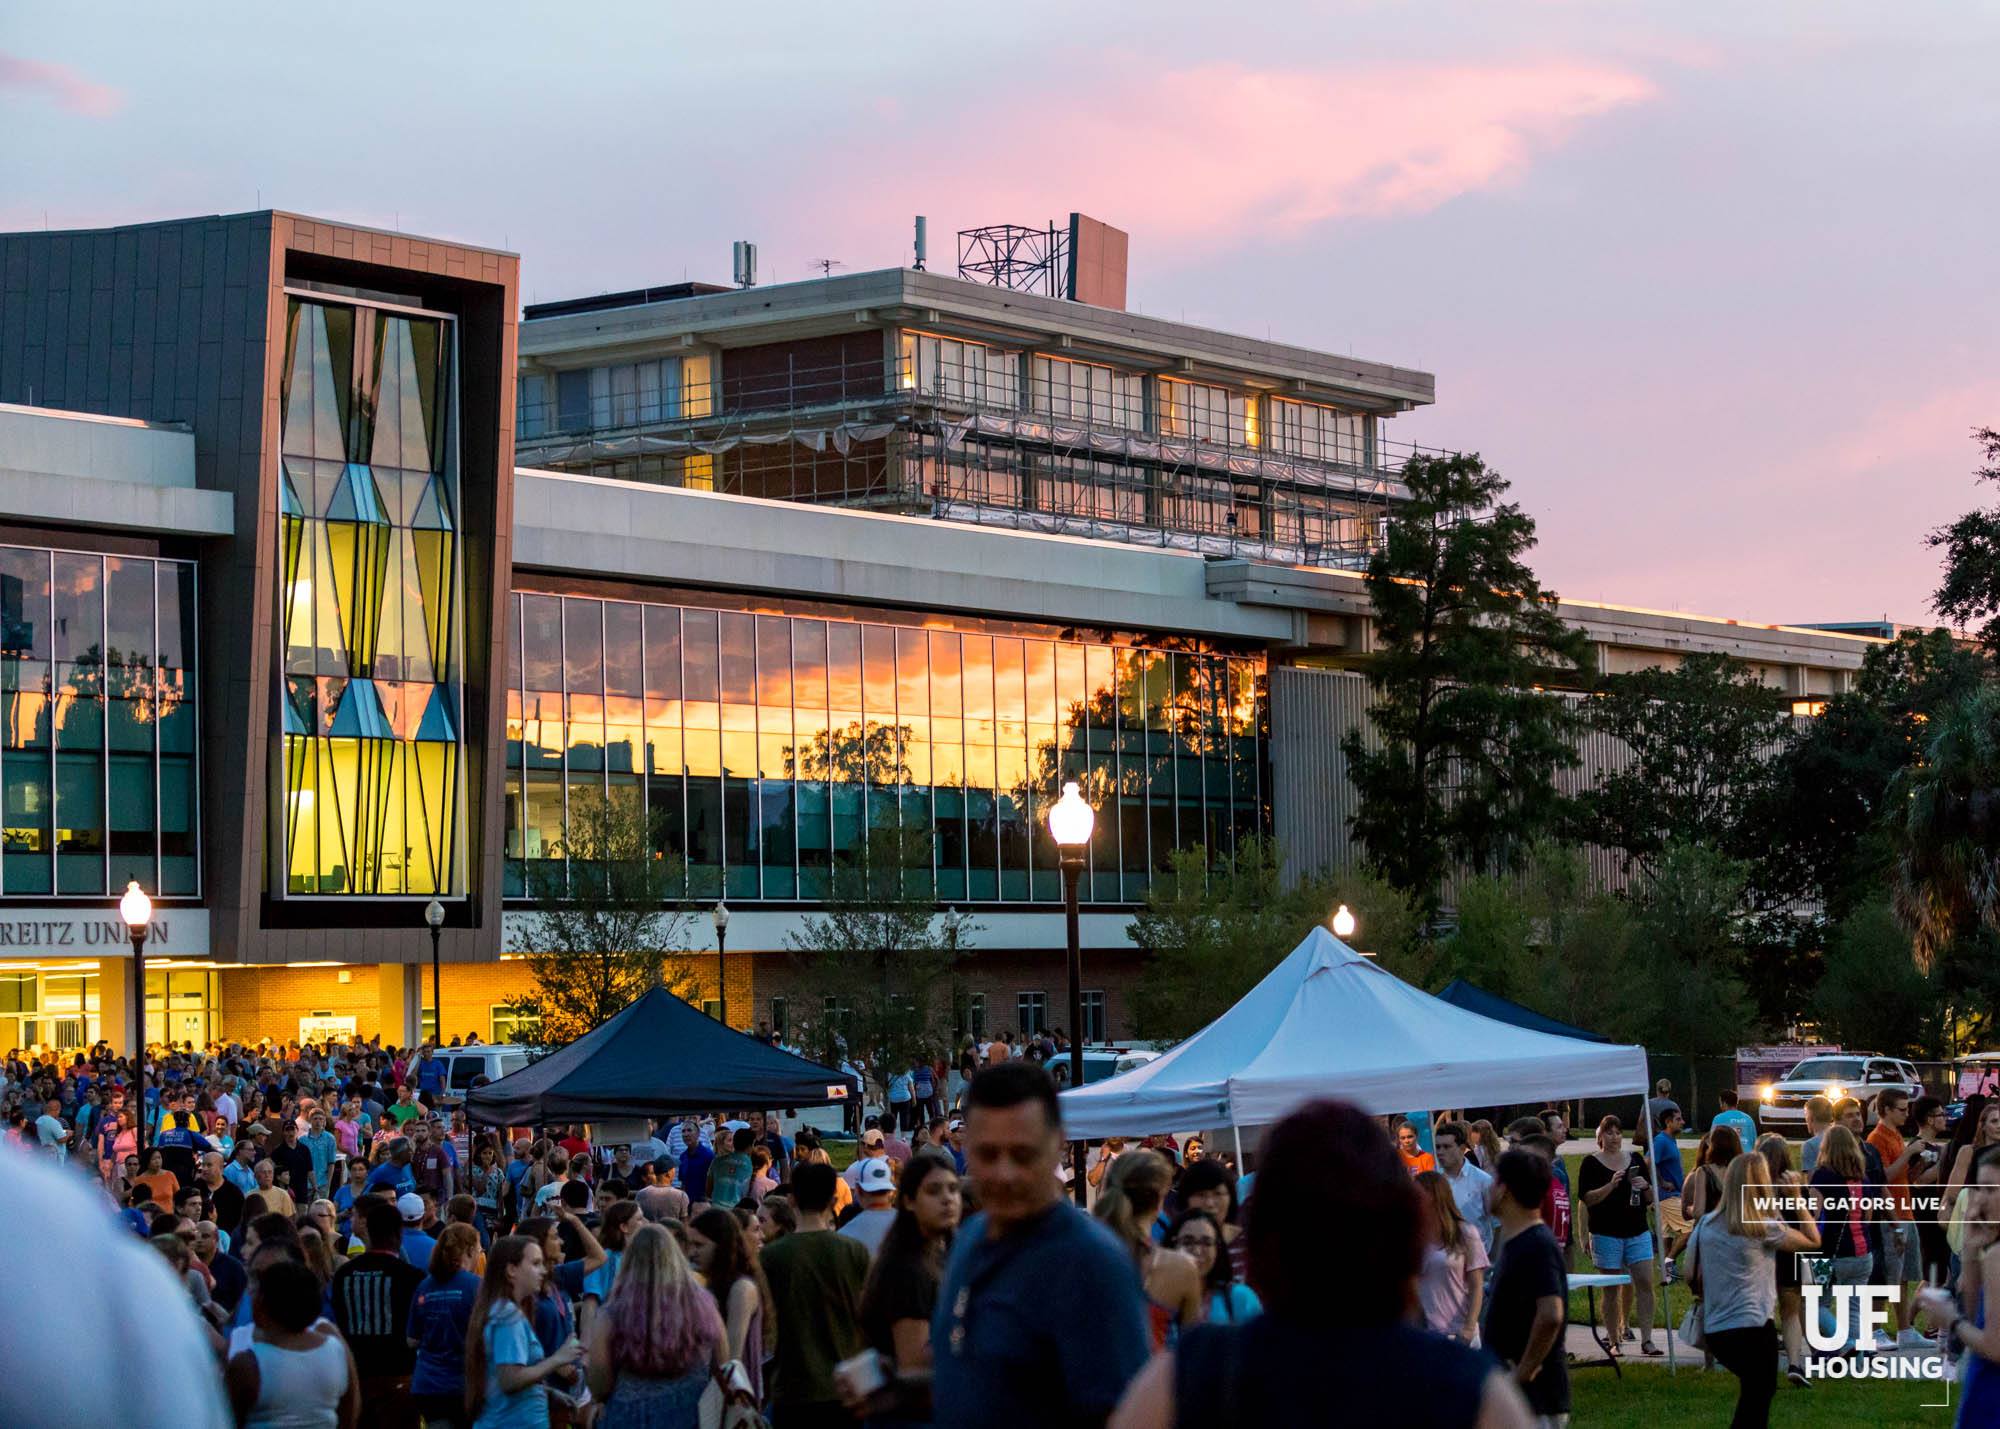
[516,353,1430,570]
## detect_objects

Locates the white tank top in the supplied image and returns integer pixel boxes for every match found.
[244,1336,348,1429]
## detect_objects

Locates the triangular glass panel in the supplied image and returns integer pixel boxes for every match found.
[279,461,308,518]
[326,463,389,526]
[412,474,455,531]
[327,676,394,739]
[415,685,458,743]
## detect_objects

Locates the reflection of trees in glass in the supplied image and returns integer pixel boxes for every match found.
[1012,654,1245,842]
[781,719,913,786]
[784,824,974,1086]
[505,789,698,1047]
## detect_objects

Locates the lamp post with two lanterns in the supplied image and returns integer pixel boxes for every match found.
[1046,781,1095,1204]
[424,899,446,1045]
[712,902,731,1026]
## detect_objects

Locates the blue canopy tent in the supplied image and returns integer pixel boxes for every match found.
[465,986,857,1124]
[1435,979,1612,1044]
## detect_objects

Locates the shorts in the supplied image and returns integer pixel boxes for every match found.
[1884,1220,1922,1282]
[1657,1194,1690,1239]
[1591,1232,1655,1269]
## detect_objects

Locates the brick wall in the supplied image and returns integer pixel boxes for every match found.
[213,955,762,1045]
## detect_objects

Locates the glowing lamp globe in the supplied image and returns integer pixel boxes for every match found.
[1047,782,1095,847]
[120,880,152,930]
[1331,904,1358,940]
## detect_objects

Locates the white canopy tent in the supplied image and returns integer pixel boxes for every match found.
[1061,926,1675,1367]
[1062,927,1651,1136]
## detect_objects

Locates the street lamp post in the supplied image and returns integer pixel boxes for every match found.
[120,880,152,1154]
[1047,781,1095,1205]
[424,899,445,1046]
[712,902,731,1026]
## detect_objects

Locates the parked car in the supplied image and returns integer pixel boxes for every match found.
[431,1044,531,1104]
[1046,1047,1159,1090]
[1758,1052,1923,1131]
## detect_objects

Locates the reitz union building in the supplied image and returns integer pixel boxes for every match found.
[0,209,1880,1054]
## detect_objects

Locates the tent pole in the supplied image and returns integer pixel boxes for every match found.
[1231,1116,1245,1177]
[1641,1051,1675,1375]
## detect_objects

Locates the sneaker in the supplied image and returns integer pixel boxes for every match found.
[1622,1328,1635,1343]
[1897,1328,1930,1351]
[1787,1367,1810,1388]
[1662,1260,1678,1285]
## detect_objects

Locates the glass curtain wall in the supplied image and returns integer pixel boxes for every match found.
[503,593,1265,903]
[278,295,465,897]
[0,544,198,897]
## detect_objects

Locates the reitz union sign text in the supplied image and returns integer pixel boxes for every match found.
[0,911,209,956]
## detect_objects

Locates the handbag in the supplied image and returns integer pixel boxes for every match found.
[699,1359,768,1429]
[1676,1215,1709,1351]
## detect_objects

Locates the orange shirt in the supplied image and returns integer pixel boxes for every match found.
[133,1169,180,1207]
[1867,1122,1912,1219]
[1401,1150,1436,1175]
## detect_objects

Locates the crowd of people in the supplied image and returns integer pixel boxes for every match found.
[6,1031,2000,1429]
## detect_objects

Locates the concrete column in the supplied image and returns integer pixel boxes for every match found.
[99,956,133,1054]
[377,963,422,1048]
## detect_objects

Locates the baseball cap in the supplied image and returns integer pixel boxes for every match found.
[396,1192,425,1224]
[857,1157,895,1194]
[861,1128,886,1149]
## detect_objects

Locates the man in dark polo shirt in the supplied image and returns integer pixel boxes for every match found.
[927,1062,1148,1429]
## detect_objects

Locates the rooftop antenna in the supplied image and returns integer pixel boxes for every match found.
[811,258,844,278]
[914,215,928,272]
[732,240,758,288]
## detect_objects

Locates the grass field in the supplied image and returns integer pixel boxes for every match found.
[1569,1363,1957,1427]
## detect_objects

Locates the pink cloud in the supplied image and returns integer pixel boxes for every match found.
[808,59,1654,254]
[0,52,123,117]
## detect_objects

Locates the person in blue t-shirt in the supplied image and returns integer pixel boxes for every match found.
[397,1194,438,1269]
[414,1046,448,1102]
[406,1223,482,1425]
[881,1062,1149,1427]
[365,1140,418,1198]
[1712,1090,1759,1148]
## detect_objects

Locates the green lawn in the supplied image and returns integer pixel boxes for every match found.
[1569,1363,1955,1427]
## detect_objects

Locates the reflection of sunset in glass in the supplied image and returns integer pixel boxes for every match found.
[502,591,1265,906]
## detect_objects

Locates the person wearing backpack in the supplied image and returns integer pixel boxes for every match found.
[912,1058,937,1128]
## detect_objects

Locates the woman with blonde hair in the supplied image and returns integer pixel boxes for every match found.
[1094,1148,1203,1349]
[584,1223,724,1429]
[1754,1133,1811,1386]
[1687,1152,1817,1428]
[1412,1169,1487,1344]
[1808,1123,1877,1356]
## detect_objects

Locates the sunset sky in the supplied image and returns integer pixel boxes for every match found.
[6,2,1996,626]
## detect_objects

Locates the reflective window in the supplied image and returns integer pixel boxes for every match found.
[0,544,198,897]
[897,331,1019,409]
[1157,377,1254,447]
[1030,355,1144,431]
[520,355,715,438]
[501,592,1265,905]
[1269,397,1365,465]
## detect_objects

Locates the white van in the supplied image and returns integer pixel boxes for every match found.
[431,1044,530,1104]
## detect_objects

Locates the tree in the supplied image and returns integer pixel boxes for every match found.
[1752,629,1985,918]
[1342,452,1593,915]
[1808,903,1938,1058]
[1582,652,1787,877]
[1127,836,1399,1042]
[1889,683,2000,970]
[504,791,698,1048]
[1927,426,2000,655]
[784,824,971,1093]
[1615,842,1761,1058]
